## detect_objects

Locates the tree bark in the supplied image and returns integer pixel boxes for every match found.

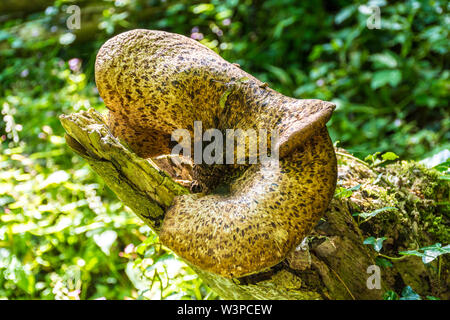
[60,108,449,300]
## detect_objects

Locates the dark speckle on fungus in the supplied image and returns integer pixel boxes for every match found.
[95,29,337,279]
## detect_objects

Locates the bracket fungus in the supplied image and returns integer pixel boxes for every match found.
[95,29,337,278]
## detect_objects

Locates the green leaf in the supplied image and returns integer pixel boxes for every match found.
[335,5,357,25]
[357,207,398,220]
[399,286,421,300]
[433,160,450,172]
[363,151,399,167]
[215,9,233,20]
[370,52,398,69]
[59,33,76,45]
[364,152,381,165]
[382,152,399,161]
[349,184,361,191]
[265,65,293,86]
[421,150,450,169]
[375,257,393,268]
[273,16,296,39]
[191,3,214,14]
[363,236,387,252]
[399,243,450,264]
[136,243,147,255]
[334,184,361,199]
[371,70,402,89]
[0,195,15,206]
[0,30,12,42]
[383,290,398,300]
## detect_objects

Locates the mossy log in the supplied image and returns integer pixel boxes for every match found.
[60,108,449,300]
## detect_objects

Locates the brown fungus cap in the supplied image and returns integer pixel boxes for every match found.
[95,29,337,278]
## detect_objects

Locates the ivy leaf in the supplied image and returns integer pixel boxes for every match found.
[399,286,421,300]
[399,243,450,264]
[357,206,398,220]
[376,257,393,268]
[363,236,387,252]
[371,70,402,90]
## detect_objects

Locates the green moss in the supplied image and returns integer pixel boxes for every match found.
[387,161,449,243]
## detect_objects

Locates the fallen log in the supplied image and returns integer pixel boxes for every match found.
[60,108,449,299]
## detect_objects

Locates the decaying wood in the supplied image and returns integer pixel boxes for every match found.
[60,108,449,300]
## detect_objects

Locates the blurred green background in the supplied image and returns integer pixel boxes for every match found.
[0,0,448,299]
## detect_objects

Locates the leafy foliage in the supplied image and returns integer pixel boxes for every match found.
[364,151,400,167]
[383,286,440,300]
[363,236,388,252]
[399,243,450,264]
[399,286,421,300]
[334,184,361,199]
[353,206,398,224]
